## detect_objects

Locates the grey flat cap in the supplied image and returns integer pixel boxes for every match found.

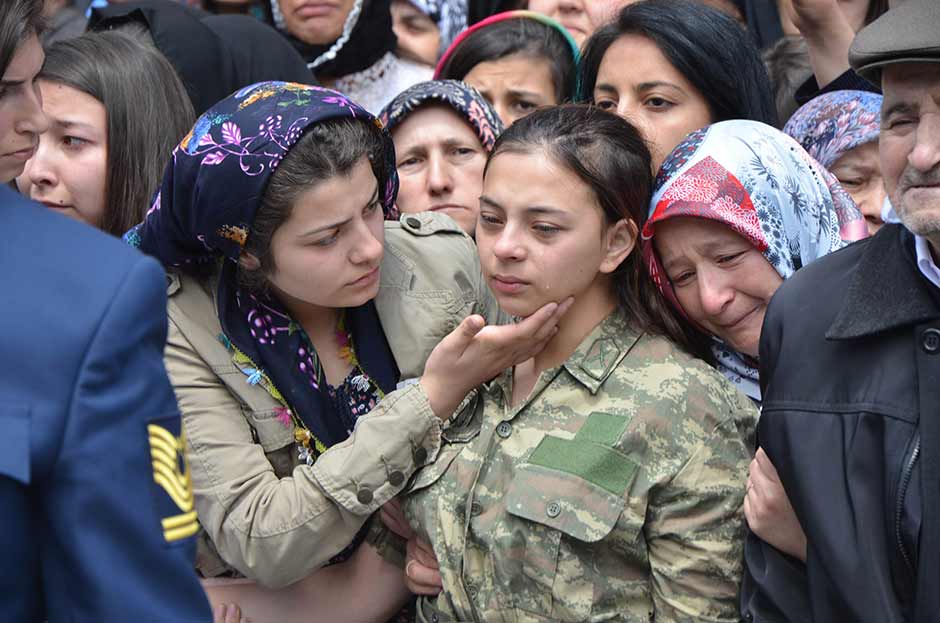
[849,0,940,82]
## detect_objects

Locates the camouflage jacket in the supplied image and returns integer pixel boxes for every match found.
[402,310,758,622]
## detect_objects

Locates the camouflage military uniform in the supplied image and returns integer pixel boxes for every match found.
[401,310,758,622]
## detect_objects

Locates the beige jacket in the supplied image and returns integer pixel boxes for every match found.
[165,212,499,588]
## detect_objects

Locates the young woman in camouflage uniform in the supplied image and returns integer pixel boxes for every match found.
[392,105,759,622]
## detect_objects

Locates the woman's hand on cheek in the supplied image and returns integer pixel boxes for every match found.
[420,297,574,418]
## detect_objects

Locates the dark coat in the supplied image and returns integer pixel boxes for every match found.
[743,224,940,622]
[0,188,211,622]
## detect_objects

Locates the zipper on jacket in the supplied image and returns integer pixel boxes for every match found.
[895,434,921,576]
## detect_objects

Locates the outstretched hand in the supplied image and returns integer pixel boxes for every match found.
[420,297,574,419]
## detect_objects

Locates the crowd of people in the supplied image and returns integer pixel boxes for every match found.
[1,0,938,621]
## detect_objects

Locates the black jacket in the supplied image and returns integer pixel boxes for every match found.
[743,224,940,622]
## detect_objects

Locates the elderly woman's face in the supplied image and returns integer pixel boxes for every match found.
[527,0,592,47]
[464,53,557,127]
[277,0,356,46]
[829,141,885,235]
[0,34,48,184]
[653,217,783,358]
[391,0,440,66]
[392,104,487,235]
[593,34,713,172]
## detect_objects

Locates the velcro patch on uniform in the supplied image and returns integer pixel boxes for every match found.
[148,418,198,543]
[528,436,638,496]
[575,412,628,446]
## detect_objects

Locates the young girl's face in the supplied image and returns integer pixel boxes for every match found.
[477,148,634,317]
[17,80,107,229]
[464,53,557,127]
[262,155,386,313]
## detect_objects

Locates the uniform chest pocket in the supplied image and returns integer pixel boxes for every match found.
[503,436,643,621]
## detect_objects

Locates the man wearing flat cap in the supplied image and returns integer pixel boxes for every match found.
[741,0,940,621]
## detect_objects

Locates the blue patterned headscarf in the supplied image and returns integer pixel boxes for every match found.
[642,120,868,401]
[379,79,504,151]
[783,90,883,170]
[127,82,400,452]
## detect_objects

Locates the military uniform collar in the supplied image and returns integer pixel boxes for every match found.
[563,310,644,395]
[828,224,940,340]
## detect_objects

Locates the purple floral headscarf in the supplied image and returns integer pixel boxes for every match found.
[126,82,400,450]
[783,90,883,170]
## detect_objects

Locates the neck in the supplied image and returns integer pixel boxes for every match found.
[275,289,340,344]
[928,237,940,265]
[532,276,617,373]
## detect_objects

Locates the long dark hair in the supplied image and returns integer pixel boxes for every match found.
[39,30,195,237]
[486,104,709,358]
[580,0,777,127]
[0,0,43,75]
[437,17,577,104]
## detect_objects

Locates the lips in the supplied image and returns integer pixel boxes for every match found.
[489,274,528,295]
[429,204,464,213]
[294,1,338,18]
[348,266,379,287]
[7,146,36,160]
[39,201,72,211]
[716,306,759,330]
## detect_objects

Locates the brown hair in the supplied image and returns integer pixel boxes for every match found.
[486,104,710,359]
[39,30,195,237]
[0,0,43,76]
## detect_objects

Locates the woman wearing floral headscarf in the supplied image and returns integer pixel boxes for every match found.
[785,90,886,235]
[127,82,565,620]
[641,119,868,596]
[380,79,503,235]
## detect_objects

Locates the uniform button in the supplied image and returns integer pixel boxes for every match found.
[922,328,940,354]
[356,488,374,504]
[431,615,439,623]
[466,583,478,599]
[413,446,429,464]
[470,501,483,516]
[406,216,422,229]
[496,421,513,438]
[388,470,405,487]
[546,501,561,518]
[743,613,754,623]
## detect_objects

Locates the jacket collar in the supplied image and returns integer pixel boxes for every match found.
[827,224,940,339]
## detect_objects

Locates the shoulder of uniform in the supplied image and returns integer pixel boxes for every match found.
[391,211,469,237]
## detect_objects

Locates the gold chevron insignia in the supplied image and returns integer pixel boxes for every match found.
[148,424,198,542]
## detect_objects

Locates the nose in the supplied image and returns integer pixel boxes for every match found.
[908,112,940,173]
[349,218,383,266]
[426,153,453,196]
[697,267,734,318]
[490,223,526,262]
[15,81,49,137]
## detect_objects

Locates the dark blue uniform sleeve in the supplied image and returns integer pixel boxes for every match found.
[41,255,212,622]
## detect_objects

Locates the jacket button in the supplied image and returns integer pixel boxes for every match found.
[431,615,439,623]
[922,328,940,354]
[546,501,561,518]
[413,446,428,464]
[470,501,483,516]
[743,613,754,622]
[357,488,374,504]
[496,421,513,438]
[406,216,422,229]
[388,470,405,487]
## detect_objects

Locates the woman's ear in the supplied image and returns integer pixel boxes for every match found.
[599,218,638,274]
[238,251,261,271]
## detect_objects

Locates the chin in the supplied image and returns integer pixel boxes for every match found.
[494,294,543,319]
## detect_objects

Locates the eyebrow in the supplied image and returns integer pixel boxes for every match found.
[298,185,379,238]
[402,137,477,156]
[479,196,567,216]
[660,239,744,272]
[635,80,684,92]
[52,119,99,132]
[507,88,543,99]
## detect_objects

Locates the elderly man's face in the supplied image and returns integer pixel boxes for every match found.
[880,63,940,246]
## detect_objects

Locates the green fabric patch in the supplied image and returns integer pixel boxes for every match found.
[575,412,627,446]
[528,436,638,496]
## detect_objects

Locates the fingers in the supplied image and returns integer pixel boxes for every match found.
[754,447,782,483]
[404,559,443,596]
[410,538,440,570]
[379,498,414,540]
[214,604,243,623]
